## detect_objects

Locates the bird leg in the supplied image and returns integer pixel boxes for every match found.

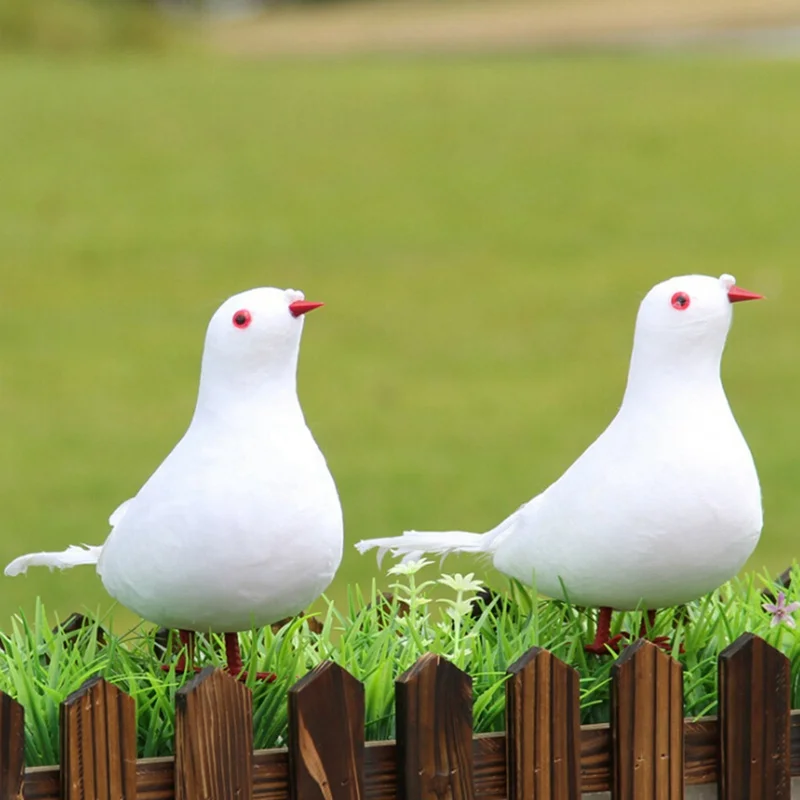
[584,606,624,655]
[225,632,243,675]
[585,608,685,656]
[224,633,276,682]
[637,609,685,654]
[160,629,201,674]
[638,608,658,639]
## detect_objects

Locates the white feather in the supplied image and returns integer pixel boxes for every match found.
[108,498,133,527]
[356,510,521,566]
[4,496,134,578]
[4,545,103,576]
[356,530,486,567]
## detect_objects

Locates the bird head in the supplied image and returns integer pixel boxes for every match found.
[623,273,763,392]
[199,287,323,396]
[635,273,762,345]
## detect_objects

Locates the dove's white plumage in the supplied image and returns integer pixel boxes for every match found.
[357,274,763,611]
[6,287,344,634]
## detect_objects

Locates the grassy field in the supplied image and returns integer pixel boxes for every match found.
[0,50,798,632]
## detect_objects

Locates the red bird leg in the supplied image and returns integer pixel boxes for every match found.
[638,610,685,654]
[584,606,624,655]
[178,630,195,670]
[638,609,658,639]
[161,629,200,674]
[224,633,277,682]
[225,632,244,676]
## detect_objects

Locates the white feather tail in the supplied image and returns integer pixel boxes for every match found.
[355,530,488,567]
[4,545,103,577]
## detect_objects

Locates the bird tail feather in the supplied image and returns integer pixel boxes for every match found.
[4,545,103,577]
[355,530,488,567]
[356,507,523,568]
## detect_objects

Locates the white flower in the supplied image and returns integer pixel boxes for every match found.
[444,600,474,621]
[438,572,484,593]
[387,558,434,576]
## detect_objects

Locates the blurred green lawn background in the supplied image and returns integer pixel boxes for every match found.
[0,49,798,630]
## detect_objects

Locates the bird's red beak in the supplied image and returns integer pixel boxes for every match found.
[289,300,324,317]
[728,286,764,303]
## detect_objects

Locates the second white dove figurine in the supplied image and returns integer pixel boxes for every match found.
[6,287,344,678]
[357,274,764,653]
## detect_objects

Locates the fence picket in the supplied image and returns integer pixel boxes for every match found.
[288,661,365,800]
[719,633,791,800]
[175,667,253,800]
[505,647,580,800]
[59,676,137,800]
[396,653,474,800]
[611,639,683,800]
[0,692,24,800]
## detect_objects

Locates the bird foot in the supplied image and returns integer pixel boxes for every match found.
[160,663,202,675]
[159,664,277,681]
[648,635,685,655]
[584,633,625,655]
[584,632,684,656]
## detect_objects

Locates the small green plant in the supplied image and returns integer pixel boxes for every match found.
[1,562,799,766]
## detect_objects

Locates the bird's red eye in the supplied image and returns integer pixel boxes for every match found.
[671,292,690,311]
[232,309,252,329]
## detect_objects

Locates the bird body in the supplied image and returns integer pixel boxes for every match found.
[97,395,342,632]
[357,274,764,617]
[7,287,343,643]
[490,392,761,609]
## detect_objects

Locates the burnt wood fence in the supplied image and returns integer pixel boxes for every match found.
[0,633,796,799]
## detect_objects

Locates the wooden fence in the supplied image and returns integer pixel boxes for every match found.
[0,632,796,799]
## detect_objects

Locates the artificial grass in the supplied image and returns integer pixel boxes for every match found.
[3,562,799,767]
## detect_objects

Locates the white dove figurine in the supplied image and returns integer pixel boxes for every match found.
[6,287,344,678]
[357,274,764,653]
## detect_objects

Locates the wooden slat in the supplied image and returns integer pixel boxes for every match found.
[174,666,253,800]
[505,647,580,799]
[719,633,791,800]
[363,742,394,800]
[684,717,717,786]
[288,661,365,800]
[580,725,611,793]
[0,692,24,800]
[395,653,474,800]
[473,734,505,798]
[611,639,684,800]
[59,676,137,800]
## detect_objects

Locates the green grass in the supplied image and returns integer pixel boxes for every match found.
[0,51,799,632]
[5,564,800,766]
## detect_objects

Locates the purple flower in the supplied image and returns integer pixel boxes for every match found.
[762,592,800,628]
